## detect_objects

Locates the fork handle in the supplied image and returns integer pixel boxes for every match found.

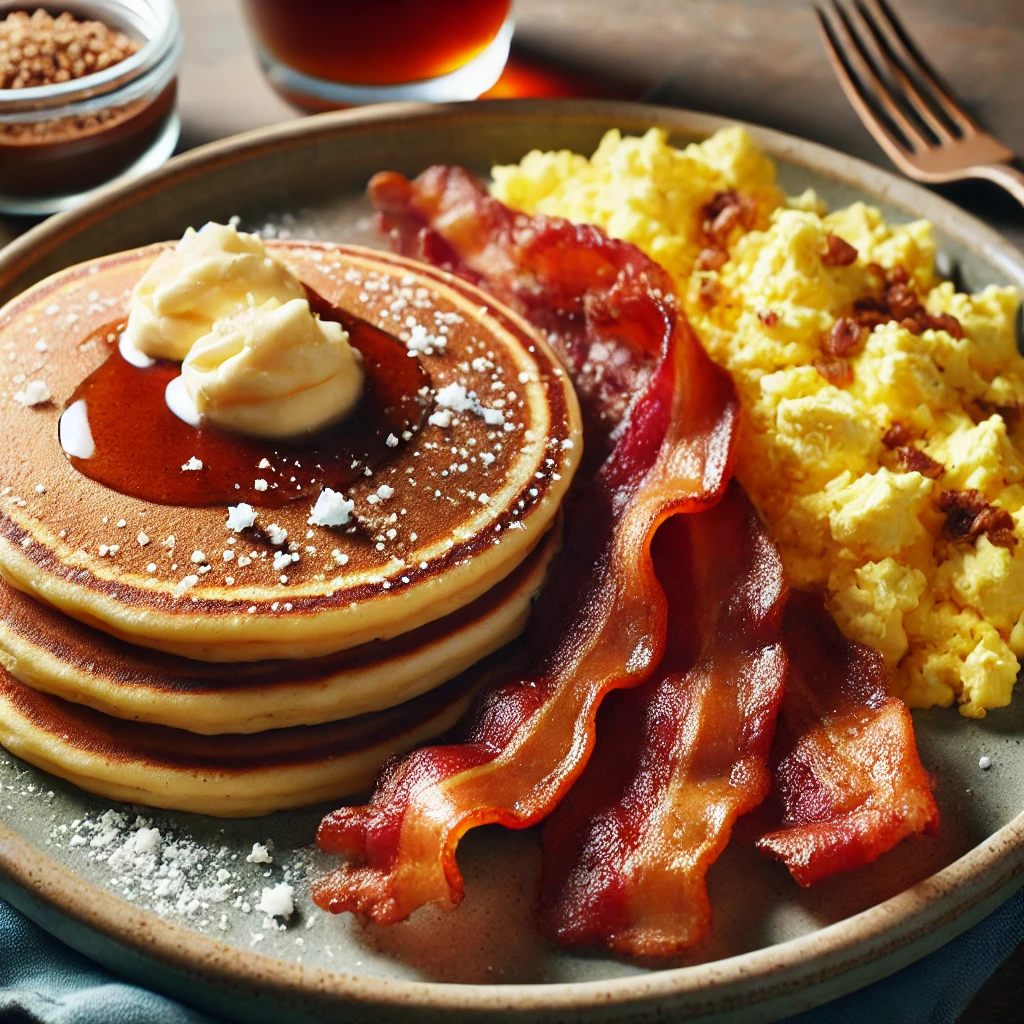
[968,164,1024,209]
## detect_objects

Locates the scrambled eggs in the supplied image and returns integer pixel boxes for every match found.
[492,127,1024,718]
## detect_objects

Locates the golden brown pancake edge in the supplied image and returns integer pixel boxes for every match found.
[0,243,581,660]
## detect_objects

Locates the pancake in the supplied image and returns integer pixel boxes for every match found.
[0,662,482,817]
[0,243,581,660]
[0,523,558,733]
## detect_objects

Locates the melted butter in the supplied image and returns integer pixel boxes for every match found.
[58,399,95,460]
[179,296,365,438]
[122,223,365,437]
[120,222,307,364]
[61,296,428,509]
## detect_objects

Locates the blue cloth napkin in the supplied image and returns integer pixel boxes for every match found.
[0,900,218,1024]
[2,888,1022,1023]
[785,885,1024,1024]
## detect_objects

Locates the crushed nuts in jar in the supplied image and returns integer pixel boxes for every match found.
[0,1,181,214]
[0,9,140,88]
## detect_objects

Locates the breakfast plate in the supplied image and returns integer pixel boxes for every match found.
[2,99,1024,1023]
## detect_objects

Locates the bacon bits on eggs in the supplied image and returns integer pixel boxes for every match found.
[493,126,1024,718]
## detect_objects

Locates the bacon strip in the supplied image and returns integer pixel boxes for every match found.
[371,166,668,457]
[538,483,788,955]
[313,169,738,924]
[756,591,939,886]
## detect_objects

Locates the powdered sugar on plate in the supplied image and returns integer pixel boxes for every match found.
[49,806,316,938]
[0,749,322,945]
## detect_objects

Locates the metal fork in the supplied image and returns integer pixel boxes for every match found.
[815,0,1024,207]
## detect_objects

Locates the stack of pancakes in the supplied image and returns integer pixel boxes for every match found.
[0,243,581,816]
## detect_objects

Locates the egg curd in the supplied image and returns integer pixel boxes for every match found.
[492,126,1024,718]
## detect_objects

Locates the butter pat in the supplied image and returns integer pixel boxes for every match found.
[123,221,365,437]
[181,297,364,438]
[122,222,306,363]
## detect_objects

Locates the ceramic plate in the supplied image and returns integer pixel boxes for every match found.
[1,100,1024,1024]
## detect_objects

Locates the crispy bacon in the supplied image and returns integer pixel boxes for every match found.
[313,168,739,925]
[939,489,1017,549]
[928,311,965,340]
[701,189,757,248]
[821,233,859,268]
[972,399,1022,427]
[852,264,963,338]
[895,445,944,479]
[695,247,728,272]
[372,166,673,450]
[698,277,722,308]
[813,355,853,388]
[538,483,787,955]
[886,281,921,321]
[314,165,940,946]
[882,422,912,449]
[822,317,865,358]
[756,591,938,886]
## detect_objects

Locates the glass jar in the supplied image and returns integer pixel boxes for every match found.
[0,0,182,215]
[239,0,513,110]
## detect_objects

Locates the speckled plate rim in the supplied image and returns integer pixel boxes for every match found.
[2,99,1024,1022]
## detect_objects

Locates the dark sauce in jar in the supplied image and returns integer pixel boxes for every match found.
[0,84,178,200]
[62,291,428,508]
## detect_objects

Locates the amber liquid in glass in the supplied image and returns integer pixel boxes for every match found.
[241,0,512,86]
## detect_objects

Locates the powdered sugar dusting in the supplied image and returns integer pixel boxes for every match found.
[0,751,348,957]
[0,746,325,944]
[43,806,316,935]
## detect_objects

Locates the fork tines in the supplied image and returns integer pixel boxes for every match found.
[815,0,978,157]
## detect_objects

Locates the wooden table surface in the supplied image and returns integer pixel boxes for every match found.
[163,0,1024,257]
[4,0,1024,1018]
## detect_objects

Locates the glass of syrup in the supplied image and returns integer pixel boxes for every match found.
[239,0,513,110]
